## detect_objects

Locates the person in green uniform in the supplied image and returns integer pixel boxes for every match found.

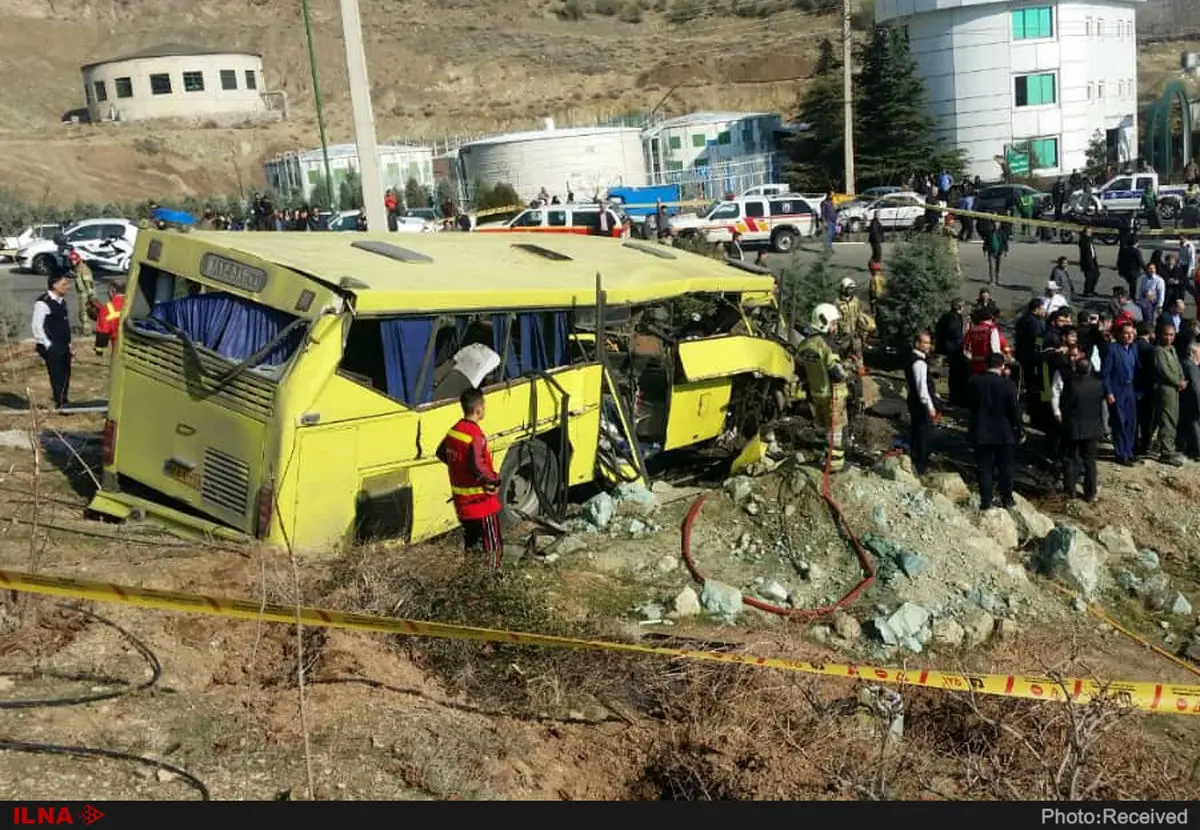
[1141,185,1161,230]
[795,303,850,472]
[1152,323,1187,465]
[1017,190,1035,238]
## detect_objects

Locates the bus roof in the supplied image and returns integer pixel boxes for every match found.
[181,231,777,313]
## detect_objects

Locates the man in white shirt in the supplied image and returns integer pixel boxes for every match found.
[1136,263,1166,317]
[904,330,941,475]
[30,275,75,410]
[1179,233,1196,279]
[1043,280,1068,315]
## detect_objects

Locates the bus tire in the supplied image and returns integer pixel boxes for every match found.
[498,437,560,528]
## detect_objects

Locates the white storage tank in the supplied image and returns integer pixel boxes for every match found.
[458,124,647,204]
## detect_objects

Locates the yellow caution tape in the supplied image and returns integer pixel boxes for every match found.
[929,204,1182,237]
[2,567,1197,715]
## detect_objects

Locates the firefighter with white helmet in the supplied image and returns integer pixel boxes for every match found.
[835,276,875,366]
[795,302,850,472]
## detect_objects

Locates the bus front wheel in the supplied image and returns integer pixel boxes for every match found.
[498,438,560,528]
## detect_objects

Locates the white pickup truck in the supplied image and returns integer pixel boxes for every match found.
[1076,172,1189,218]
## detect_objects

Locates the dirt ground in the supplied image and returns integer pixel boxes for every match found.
[1,347,1199,801]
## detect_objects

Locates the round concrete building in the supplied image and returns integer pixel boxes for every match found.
[80,44,267,123]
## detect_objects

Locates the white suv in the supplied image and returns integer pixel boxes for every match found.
[2,223,61,260]
[16,218,138,275]
[668,195,817,253]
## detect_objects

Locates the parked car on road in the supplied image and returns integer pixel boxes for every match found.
[16,218,138,275]
[668,194,818,253]
[973,184,1049,217]
[2,223,61,260]
[837,191,933,233]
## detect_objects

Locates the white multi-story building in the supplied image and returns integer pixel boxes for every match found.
[265,143,435,204]
[875,0,1144,180]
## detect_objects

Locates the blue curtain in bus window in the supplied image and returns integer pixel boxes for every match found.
[150,293,301,365]
[380,317,435,405]
[491,314,519,379]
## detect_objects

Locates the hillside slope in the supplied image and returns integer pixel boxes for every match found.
[0,0,835,204]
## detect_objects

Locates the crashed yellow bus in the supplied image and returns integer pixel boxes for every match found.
[88,230,801,553]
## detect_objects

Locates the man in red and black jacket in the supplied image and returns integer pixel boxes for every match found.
[436,388,504,568]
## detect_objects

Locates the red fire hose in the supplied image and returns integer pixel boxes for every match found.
[680,387,877,619]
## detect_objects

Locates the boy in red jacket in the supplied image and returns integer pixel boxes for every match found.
[436,387,504,568]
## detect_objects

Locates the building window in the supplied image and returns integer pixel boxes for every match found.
[691,133,707,148]
[115,77,133,98]
[1096,18,1104,37]
[183,71,205,92]
[1085,16,1092,36]
[220,70,238,90]
[1012,6,1053,40]
[1097,81,1105,100]
[1087,82,1094,101]
[149,73,172,95]
[245,70,257,90]
[1015,73,1056,107]
[717,131,732,146]
[1029,137,1059,169]
[93,81,107,102]
[667,135,681,151]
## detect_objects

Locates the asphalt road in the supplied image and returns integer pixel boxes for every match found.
[1,264,121,339]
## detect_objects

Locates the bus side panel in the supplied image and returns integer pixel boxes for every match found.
[291,426,360,551]
[676,337,795,383]
[664,378,734,451]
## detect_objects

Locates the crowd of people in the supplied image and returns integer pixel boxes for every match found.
[917,230,1200,508]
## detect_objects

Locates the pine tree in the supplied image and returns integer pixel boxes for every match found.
[875,235,961,351]
[777,251,840,333]
[783,37,845,192]
[854,24,965,187]
[1083,130,1108,181]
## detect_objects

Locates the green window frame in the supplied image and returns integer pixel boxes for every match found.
[668,136,682,151]
[1015,73,1056,106]
[717,131,732,145]
[1012,6,1053,40]
[692,133,707,148]
[1029,137,1058,169]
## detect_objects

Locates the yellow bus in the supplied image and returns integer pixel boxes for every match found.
[88,230,800,553]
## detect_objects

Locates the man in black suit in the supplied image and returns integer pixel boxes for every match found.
[905,330,941,475]
[967,352,1021,510]
[1059,357,1105,502]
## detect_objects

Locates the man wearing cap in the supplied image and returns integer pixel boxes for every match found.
[1043,280,1068,315]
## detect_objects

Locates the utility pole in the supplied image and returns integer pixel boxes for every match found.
[301,0,336,210]
[842,0,856,196]
[340,0,387,233]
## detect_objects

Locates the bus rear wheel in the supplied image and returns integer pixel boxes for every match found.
[498,437,560,528]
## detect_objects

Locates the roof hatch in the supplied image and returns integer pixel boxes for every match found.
[350,240,434,263]
[511,242,573,261]
[622,240,677,260]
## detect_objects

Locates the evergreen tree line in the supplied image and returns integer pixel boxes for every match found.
[786,24,967,192]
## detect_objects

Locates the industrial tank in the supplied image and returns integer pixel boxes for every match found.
[458,119,647,204]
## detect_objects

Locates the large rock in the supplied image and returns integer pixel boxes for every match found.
[886,602,931,640]
[1096,526,1138,560]
[1140,572,1173,610]
[723,476,754,505]
[962,536,1010,571]
[1008,494,1055,541]
[877,455,920,487]
[962,611,996,647]
[1039,525,1107,599]
[832,611,862,641]
[672,586,701,618]
[978,508,1020,550]
[547,534,590,556]
[581,492,616,530]
[926,472,971,504]
[700,580,743,622]
[932,618,966,648]
[614,482,659,515]
[1170,593,1193,617]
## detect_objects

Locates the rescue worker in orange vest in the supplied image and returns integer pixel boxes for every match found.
[436,387,504,568]
[962,306,1011,376]
[93,280,125,356]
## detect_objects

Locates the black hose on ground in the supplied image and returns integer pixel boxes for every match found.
[0,601,209,800]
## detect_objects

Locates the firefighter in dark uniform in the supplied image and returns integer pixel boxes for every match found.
[436,387,504,568]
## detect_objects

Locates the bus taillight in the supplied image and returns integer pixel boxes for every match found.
[101,419,116,466]
[256,481,275,538]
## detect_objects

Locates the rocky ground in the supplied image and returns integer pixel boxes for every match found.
[0,349,1198,800]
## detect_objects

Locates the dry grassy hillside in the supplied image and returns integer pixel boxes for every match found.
[0,0,1193,206]
[0,0,842,204]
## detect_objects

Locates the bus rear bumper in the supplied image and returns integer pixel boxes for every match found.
[87,489,250,545]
